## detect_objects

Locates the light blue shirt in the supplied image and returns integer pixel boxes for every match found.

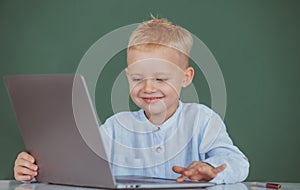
[100,101,249,184]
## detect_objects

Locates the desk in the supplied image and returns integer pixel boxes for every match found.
[1,180,299,190]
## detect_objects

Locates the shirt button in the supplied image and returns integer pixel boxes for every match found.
[156,146,163,153]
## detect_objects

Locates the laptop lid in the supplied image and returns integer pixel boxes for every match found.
[5,74,116,189]
[5,74,215,189]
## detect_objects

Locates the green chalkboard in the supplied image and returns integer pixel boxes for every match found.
[1,0,299,182]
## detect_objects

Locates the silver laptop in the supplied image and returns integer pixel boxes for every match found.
[4,74,215,189]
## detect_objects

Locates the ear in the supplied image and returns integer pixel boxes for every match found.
[125,67,129,77]
[125,68,131,83]
[182,66,194,87]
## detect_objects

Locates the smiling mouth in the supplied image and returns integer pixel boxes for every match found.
[142,97,163,104]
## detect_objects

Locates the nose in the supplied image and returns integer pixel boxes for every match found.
[143,79,156,93]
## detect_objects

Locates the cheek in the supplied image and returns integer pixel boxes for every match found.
[164,81,182,95]
[128,83,140,96]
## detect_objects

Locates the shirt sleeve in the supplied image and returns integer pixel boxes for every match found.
[199,111,249,184]
[99,116,115,164]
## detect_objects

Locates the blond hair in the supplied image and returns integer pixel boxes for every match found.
[128,16,193,57]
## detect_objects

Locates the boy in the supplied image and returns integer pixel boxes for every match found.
[14,17,249,184]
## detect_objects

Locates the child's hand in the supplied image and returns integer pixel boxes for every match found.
[172,161,226,182]
[14,152,38,181]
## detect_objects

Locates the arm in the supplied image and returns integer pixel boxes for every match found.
[200,112,249,183]
[173,111,249,184]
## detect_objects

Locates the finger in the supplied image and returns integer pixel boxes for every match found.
[173,163,201,182]
[213,163,227,173]
[173,166,191,182]
[172,166,186,174]
[15,174,34,181]
[183,167,197,177]
[196,163,227,180]
[17,152,35,163]
[16,166,38,177]
[16,158,38,171]
[182,161,203,176]
[176,174,188,182]
[173,166,192,182]
[18,152,35,163]
[178,168,204,182]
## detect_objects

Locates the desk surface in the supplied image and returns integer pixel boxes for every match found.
[1,181,300,190]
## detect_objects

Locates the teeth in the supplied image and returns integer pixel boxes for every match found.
[145,97,160,99]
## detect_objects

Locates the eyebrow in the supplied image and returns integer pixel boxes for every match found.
[153,72,170,75]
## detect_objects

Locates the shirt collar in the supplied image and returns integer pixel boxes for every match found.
[138,100,183,132]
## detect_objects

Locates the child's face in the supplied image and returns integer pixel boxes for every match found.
[126,47,194,123]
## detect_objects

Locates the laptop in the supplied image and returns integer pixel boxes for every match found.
[4,74,215,189]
